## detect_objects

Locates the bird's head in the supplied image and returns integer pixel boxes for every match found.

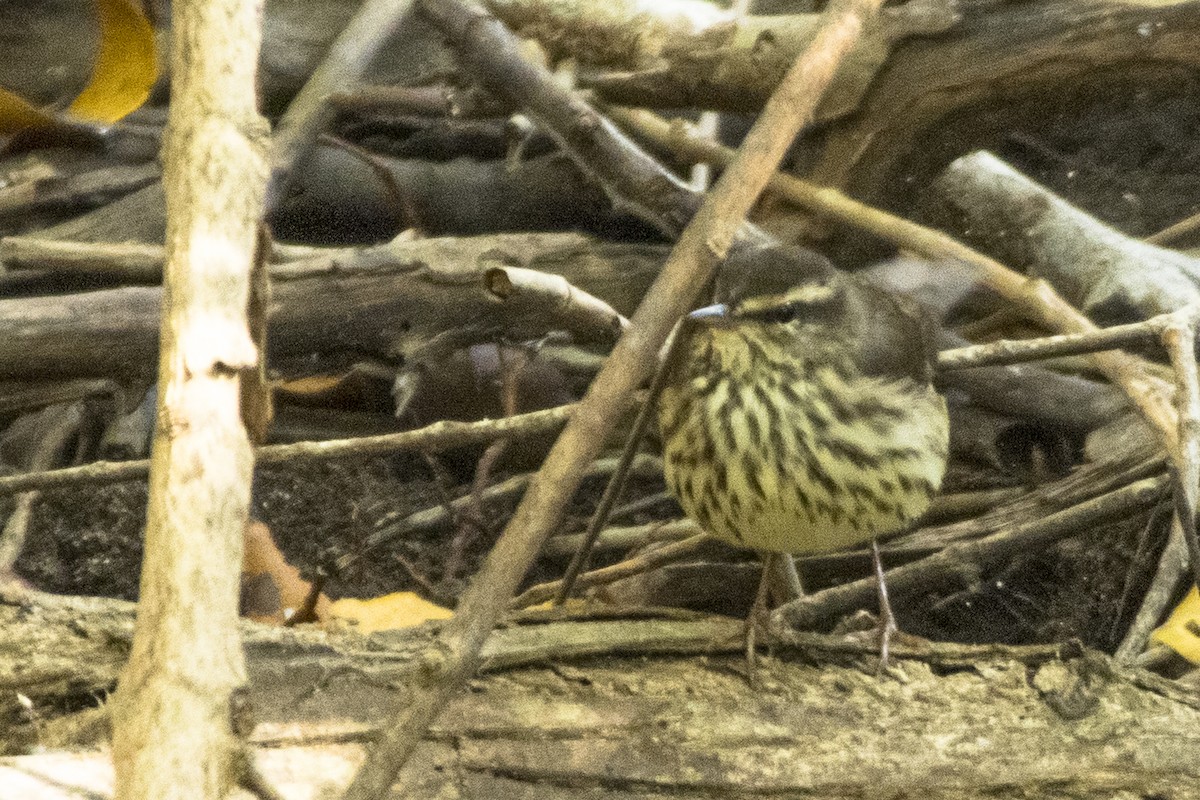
[689,244,846,326]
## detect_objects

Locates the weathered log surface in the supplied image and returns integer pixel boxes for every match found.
[0,233,664,381]
[1,595,1199,798]
[924,152,1200,322]
[810,0,1200,209]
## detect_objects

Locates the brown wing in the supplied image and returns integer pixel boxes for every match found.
[843,276,939,386]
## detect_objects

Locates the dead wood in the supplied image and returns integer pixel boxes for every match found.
[3,0,1200,795]
[807,0,1200,205]
[578,0,959,115]
[2,596,1199,798]
[0,236,339,283]
[0,401,582,498]
[611,107,1180,454]
[30,149,640,247]
[268,0,418,210]
[778,474,1167,630]
[0,233,648,382]
[342,0,888,794]
[0,163,161,224]
[528,442,1168,623]
[924,151,1200,323]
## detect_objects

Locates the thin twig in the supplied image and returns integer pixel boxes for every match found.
[607,490,675,524]
[517,533,712,609]
[1116,512,1191,665]
[318,133,422,233]
[554,318,690,605]
[1104,303,1200,662]
[1161,304,1200,587]
[478,617,1075,673]
[1107,505,1170,650]
[0,234,355,282]
[266,0,418,209]
[0,403,579,497]
[1146,209,1200,246]
[776,476,1167,631]
[0,405,84,576]
[936,315,1173,372]
[1114,304,1200,663]
[338,454,664,573]
[438,345,516,583]
[543,518,697,559]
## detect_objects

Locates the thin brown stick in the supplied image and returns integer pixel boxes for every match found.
[340,1,886,797]
[777,476,1166,631]
[1115,517,1189,663]
[318,133,421,233]
[936,317,1170,371]
[1146,209,1200,246]
[0,403,578,498]
[266,0,418,209]
[340,453,664,573]
[517,534,712,608]
[543,518,697,559]
[554,318,690,605]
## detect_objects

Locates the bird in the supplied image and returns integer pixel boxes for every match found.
[656,243,950,667]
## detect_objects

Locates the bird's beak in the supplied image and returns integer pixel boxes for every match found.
[687,303,729,322]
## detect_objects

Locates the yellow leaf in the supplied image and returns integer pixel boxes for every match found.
[68,0,157,124]
[1150,586,1200,664]
[328,593,454,634]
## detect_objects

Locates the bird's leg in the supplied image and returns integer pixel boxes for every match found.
[745,552,776,674]
[871,539,898,672]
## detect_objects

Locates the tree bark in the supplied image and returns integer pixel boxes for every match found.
[810,0,1200,207]
[0,233,656,382]
[108,0,268,797]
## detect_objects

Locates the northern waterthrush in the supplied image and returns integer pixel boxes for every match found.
[657,244,950,658]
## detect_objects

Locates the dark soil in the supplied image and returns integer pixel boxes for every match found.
[15,449,669,608]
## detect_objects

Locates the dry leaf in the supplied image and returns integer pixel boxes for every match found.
[0,0,156,135]
[241,520,331,625]
[68,0,157,123]
[1150,586,1200,664]
[327,593,454,634]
